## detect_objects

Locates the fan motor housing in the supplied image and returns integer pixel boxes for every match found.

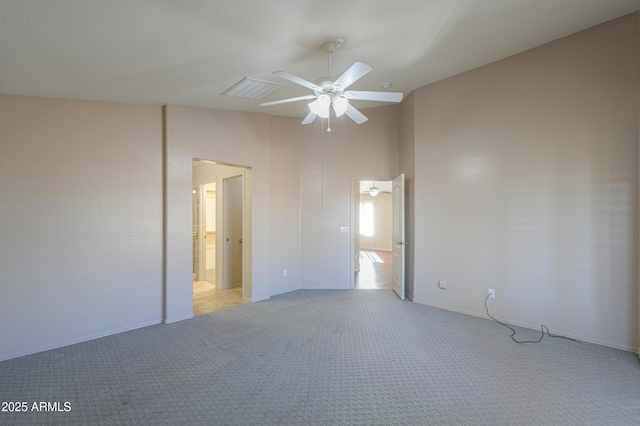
[322,39,344,53]
[315,77,343,96]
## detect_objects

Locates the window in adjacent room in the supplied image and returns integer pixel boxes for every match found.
[360,201,374,237]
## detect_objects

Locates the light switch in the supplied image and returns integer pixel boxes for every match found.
[340,226,349,234]
[438,280,447,289]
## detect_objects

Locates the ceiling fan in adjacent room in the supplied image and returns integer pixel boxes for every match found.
[260,39,403,127]
[361,181,392,197]
[368,182,381,197]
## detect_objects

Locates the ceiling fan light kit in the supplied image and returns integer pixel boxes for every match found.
[260,39,403,128]
[332,96,348,116]
[309,94,331,118]
[309,94,348,118]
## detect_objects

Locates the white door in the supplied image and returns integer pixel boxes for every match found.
[391,173,405,300]
[222,175,243,290]
[353,182,361,275]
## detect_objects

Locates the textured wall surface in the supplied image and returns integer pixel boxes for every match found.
[299,106,400,289]
[0,95,163,361]
[268,117,302,296]
[164,106,270,323]
[410,14,639,351]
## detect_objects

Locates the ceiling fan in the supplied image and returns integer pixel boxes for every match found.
[260,39,403,127]
[363,181,391,197]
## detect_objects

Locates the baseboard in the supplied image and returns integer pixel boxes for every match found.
[413,298,638,354]
[0,318,162,362]
[163,313,194,324]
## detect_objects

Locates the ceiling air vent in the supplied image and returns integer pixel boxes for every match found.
[221,77,285,100]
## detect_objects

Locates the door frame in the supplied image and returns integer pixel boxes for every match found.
[192,159,253,303]
[198,183,205,282]
[198,180,216,284]
[391,173,406,300]
[221,173,244,291]
[350,176,398,289]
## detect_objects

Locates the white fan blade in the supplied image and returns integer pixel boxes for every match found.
[346,91,403,103]
[301,111,317,125]
[260,95,316,107]
[333,62,372,90]
[273,71,318,90]
[345,104,368,124]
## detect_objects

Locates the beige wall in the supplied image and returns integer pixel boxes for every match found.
[299,106,400,289]
[268,116,302,296]
[0,95,398,360]
[164,106,270,322]
[409,14,639,351]
[0,95,163,361]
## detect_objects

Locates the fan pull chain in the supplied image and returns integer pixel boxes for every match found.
[321,117,325,226]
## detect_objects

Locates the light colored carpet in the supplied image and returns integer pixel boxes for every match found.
[1,289,639,425]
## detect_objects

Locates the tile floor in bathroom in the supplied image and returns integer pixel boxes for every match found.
[192,280,248,316]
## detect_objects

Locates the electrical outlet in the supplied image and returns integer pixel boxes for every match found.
[488,289,495,299]
[438,280,447,289]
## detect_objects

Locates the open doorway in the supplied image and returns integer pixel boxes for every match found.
[192,159,251,315]
[353,180,393,289]
[195,180,217,284]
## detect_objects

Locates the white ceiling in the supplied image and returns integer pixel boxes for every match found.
[2,0,639,118]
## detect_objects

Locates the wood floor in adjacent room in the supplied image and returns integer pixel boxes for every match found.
[194,248,391,315]
[355,249,392,289]
[193,281,248,316]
